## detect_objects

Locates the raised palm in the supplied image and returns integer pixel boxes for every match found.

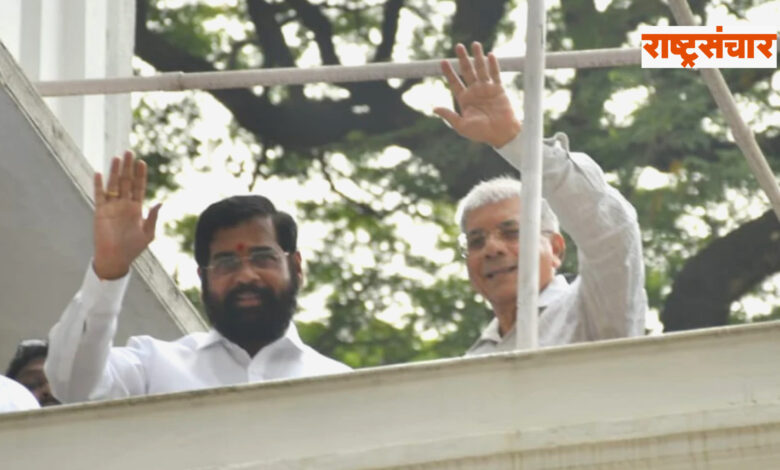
[434,42,522,148]
[92,151,160,280]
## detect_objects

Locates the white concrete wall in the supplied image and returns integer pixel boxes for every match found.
[0,0,134,172]
[1,321,780,469]
[0,38,206,367]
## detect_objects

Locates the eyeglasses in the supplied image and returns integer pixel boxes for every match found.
[204,248,289,277]
[459,221,552,257]
[460,221,520,257]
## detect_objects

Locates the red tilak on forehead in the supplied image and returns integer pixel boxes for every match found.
[235,242,246,253]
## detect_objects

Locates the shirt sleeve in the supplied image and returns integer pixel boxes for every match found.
[495,132,647,340]
[45,262,147,403]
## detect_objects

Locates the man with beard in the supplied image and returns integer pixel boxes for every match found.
[45,152,349,403]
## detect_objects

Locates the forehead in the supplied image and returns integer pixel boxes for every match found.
[17,357,46,375]
[464,197,521,233]
[209,217,278,255]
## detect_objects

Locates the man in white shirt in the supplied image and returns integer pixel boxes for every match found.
[46,154,349,403]
[434,42,646,353]
[0,375,40,412]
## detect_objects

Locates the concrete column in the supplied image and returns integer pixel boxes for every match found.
[0,2,23,66]
[0,0,134,172]
[105,0,136,166]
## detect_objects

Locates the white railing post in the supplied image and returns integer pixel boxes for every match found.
[515,0,546,350]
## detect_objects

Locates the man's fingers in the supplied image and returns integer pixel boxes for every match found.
[94,173,106,205]
[472,42,490,82]
[455,43,477,85]
[118,151,134,199]
[143,203,162,239]
[433,107,462,131]
[487,52,502,84]
[105,156,121,198]
[132,160,147,202]
[440,60,465,97]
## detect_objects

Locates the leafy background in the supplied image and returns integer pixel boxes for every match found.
[132,0,780,368]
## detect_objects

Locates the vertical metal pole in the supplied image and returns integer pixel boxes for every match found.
[515,0,546,350]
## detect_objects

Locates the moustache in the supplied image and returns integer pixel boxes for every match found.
[224,284,277,310]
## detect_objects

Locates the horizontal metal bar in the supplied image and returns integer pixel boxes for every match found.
[35,47,641,96]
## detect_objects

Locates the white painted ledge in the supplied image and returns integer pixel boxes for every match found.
[1,321,779,469]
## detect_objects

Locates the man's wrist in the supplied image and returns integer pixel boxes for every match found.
[92,259,130,281]
[491,119,523,148]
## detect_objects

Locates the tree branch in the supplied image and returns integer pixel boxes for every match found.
[135,0,425,150]
[226,39,253,69]
[662,210,780,331]
[287,0,340,65]
[315,153,385,218]
[450,0,511,49]
[246,0,297,67]
[397,78,422,94]
[373,0,404,62]
[394,122,518,200]
[248,141,271,191]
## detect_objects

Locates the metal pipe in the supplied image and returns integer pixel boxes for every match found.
[669,0,780,221]
[515,0,546,350]
[35,47,641,97]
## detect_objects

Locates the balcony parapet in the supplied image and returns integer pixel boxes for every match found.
[2,320,779,469]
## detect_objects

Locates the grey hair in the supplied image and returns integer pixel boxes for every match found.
[455,176,559,233]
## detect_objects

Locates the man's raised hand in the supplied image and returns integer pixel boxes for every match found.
[92,151,161,280]
[434,42,522,149]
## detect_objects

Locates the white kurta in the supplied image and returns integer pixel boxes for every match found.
[46,265,350,403]
[467,132,647,355]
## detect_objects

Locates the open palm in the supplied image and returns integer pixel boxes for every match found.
[434,42,522,149]
[92,151,160,280]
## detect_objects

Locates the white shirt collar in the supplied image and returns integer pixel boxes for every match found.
[194,321,306,355]
[538,274,569,308]
[478,317,503,343]
[477,274,570,343]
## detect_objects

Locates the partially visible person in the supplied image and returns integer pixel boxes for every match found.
[434,42,647,353]
[46,152,349,404]
[0,375,39,412]
[6,339,60,407]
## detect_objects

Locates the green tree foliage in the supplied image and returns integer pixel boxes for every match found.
[132,94,204,198]
[133,0,780,368]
